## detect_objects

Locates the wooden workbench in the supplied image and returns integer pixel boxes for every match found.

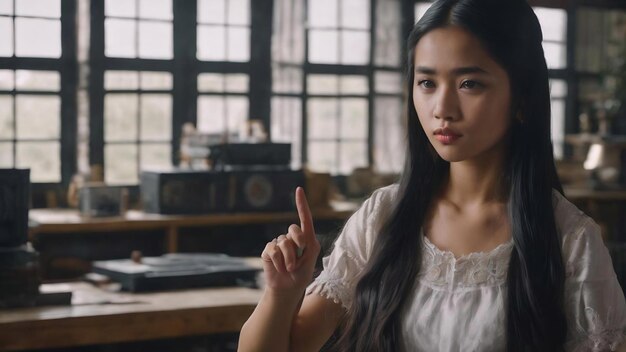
[29,201,359,253]
[0,281,263,351]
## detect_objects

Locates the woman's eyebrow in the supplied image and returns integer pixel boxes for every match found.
[415,66,489,75]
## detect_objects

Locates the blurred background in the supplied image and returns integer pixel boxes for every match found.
[1,0,626,351]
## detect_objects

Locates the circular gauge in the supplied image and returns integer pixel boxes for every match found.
[244,175,273,208]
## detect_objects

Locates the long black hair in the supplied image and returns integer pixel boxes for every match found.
[331,0,566,350]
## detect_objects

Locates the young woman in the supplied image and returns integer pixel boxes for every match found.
[238,0,626,351]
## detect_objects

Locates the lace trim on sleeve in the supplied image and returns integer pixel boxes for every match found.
[305,270,352,310]
[568,307,626,352]
[569,330,625,352]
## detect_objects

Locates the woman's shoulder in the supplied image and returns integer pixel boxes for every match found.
[367,183,399,207]
[551,189,592,239]
[551,189,607,272]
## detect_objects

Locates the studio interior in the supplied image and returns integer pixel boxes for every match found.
[1,0,626,351]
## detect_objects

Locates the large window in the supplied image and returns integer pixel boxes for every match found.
[0,0,75,184]
[103,70,173,184]
[89,0,265,186]
[196,0,251,138]
[272,0,404,175]
[99,0,174,185]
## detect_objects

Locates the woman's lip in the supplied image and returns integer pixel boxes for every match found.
[435,134,461,144]
[433,127,462,137]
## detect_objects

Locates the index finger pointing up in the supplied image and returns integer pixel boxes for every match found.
[295,186,315,238]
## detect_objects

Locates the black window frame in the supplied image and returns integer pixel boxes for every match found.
[0,0,78,199]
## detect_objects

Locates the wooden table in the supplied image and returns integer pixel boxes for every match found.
[0,282,263,350]
[29,201,359,253]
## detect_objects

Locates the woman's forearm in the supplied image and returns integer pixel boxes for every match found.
[238,288,304,352]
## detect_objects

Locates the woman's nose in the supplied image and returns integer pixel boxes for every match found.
[433,87,460,121]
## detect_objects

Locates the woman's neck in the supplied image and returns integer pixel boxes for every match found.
[439,147,508,207]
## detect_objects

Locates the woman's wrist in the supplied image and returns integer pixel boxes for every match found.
[264,286,306,305]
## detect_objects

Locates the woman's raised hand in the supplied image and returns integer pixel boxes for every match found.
[261,187,321,293]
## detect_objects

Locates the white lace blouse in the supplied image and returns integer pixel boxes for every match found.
[305,185,626,351]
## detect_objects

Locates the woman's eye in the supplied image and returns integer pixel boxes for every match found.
[418,80,435,89]
[460,80,481,89]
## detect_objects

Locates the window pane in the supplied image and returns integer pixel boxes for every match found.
[17,142,59,181]
[139,21,173,59]
[308,98,337,139]
[105,0,136,18]
[341,30,369,65]
[16,0,60,18]
[271,97,302,168]
[227,0,249,25]
[340,98,367,139]
[550,79,567,99]
[0,142,11,167]
[227,27,250,62]
[0,96,13,139]
[308,0,337,28]
[105,143,138,185]
[551,99,565,160]
[0,0,12,15]
[139,0,172,20]
[375,96,404,173]
[308,141,336,173]
[198,73,224,92]
[140,144,171,170]
[272,0,305,64]
[272,66,302,94]
[0,18,13,57]
[308,74,338,95]
[0,70,14,90]
[16,95,60,139]
[375,0,401,67]
[17,141,60,182]
[197,25,225,61]
[105,71,139,90]
[375,71,402,94]
[340,75,368,95]
[105,94,138,142]
[341,0,369,30]
[534,7,566,42]
[140,71,172,90]
[197,96,225,133]
[140,94,171,141]
[543,42,566,69]
[415,2,433,23]
[225,74,248,92]
[309,30,338,64]
[339,141,367,174]
[16,70,60,91]
[226,96,248,132]
[15,18,61,58]
[105,19,136,58]
[198,0,225,24]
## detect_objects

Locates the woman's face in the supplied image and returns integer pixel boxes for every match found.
[412,26,512,163]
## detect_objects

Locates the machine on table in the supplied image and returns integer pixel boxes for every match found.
[92,253,260,292]
[0,169,71,308]
[141,142,304,215]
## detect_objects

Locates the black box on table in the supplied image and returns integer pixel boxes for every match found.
[0,169,30,247]
[140,168,305,215]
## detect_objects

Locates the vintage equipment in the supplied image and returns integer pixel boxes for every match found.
[79,184,125,217]
[0,169,30,247]
[141,168,305,214]
[91,253,260,292]
[0,169,71,308]
[0,245,40,308]
[208,143,291,169]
